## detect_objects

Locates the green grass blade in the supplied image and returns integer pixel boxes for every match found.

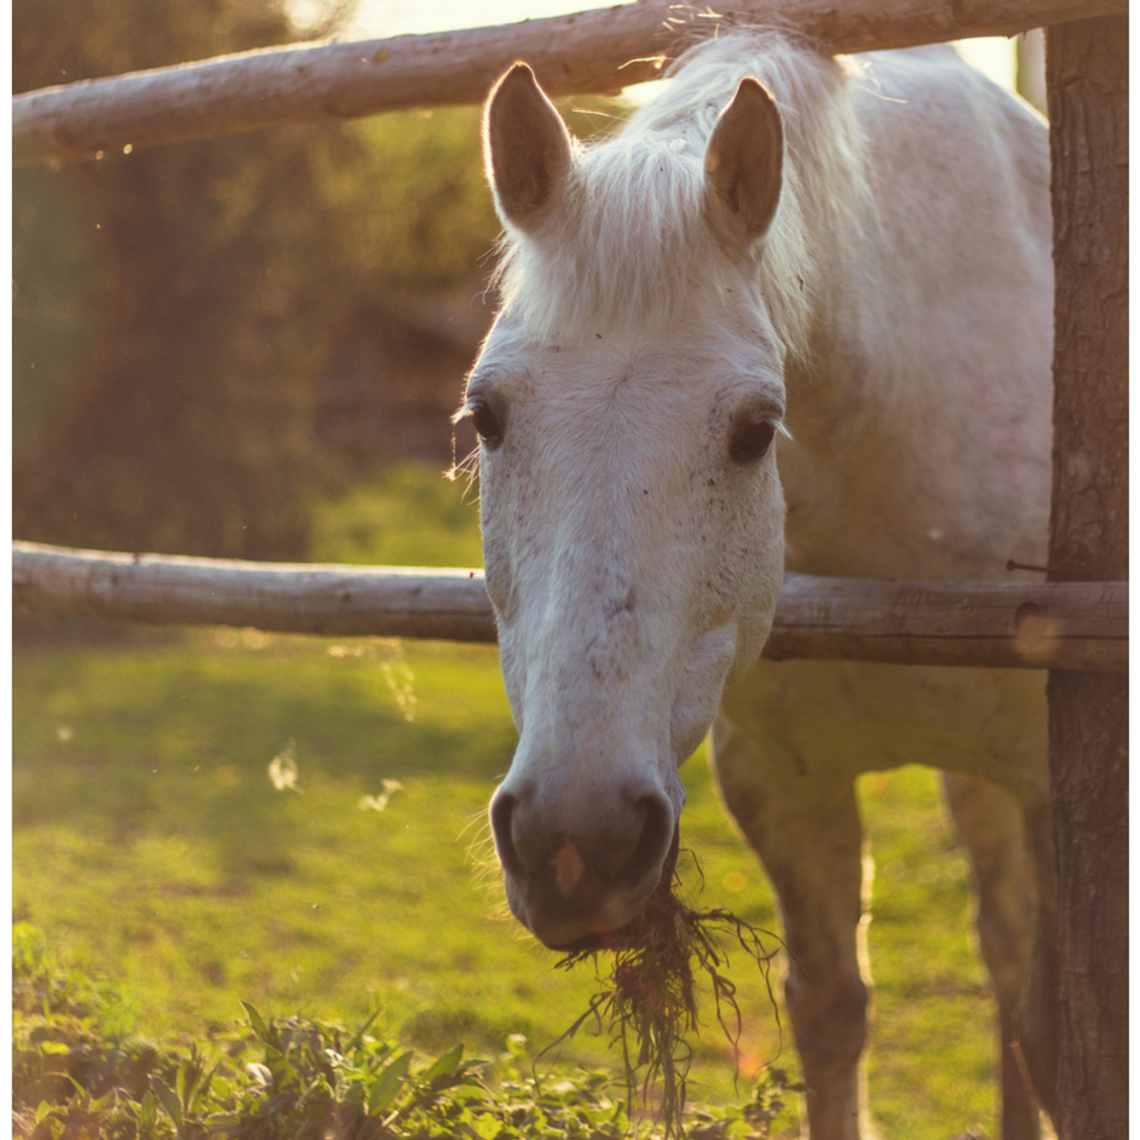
[423,1042,465,1083]
[367,1049,413,1116]
[150,1076,183,1129]
[240,1001,271,1045]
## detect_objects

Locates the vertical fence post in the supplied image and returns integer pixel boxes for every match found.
[1044,16,1128,1139]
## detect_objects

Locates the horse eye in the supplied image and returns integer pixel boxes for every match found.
[729,419,777,465]
[470,401,505,449]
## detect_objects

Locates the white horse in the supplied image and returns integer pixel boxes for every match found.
[463,29,1054,1140]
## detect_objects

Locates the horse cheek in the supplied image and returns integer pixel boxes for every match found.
[734,465,786,674]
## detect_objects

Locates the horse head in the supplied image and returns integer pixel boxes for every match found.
[467,63,789,949]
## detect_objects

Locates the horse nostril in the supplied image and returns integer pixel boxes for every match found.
[620,792,674,889]
[490,790,525,879]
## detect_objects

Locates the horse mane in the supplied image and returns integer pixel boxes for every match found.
[490,30,876,367]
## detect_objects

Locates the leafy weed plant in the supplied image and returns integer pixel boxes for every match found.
[14,924,802,1139]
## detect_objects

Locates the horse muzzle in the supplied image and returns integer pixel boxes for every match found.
[490,778,679,949]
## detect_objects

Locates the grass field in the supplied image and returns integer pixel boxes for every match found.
[13,463,1001,1138]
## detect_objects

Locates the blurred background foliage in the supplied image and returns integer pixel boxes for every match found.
[12,0,509,560]
[12,1,1038,566]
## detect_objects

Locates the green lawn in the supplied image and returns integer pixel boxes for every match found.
[12,463,1001,1138]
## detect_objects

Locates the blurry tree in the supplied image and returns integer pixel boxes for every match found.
[13,0,501,560]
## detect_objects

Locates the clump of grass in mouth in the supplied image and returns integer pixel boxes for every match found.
[544,852,783,1139]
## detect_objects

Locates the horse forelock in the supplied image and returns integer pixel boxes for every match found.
[490,30,875,366]
[491,141,723,344]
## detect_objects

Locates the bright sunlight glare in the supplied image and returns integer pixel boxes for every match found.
[293,0,1020,103]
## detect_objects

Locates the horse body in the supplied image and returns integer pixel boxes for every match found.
[469,31,1054,1139]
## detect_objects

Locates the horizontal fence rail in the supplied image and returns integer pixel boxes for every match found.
[13,542,1127,671]
[14,543,497,644]
[13,0,1126,166]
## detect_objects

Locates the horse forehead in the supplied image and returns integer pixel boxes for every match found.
[479,321,778,404]
[498,366,711,469]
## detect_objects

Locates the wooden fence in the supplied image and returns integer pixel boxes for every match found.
[13,541,1128,672]
[12,3,1128,1137]
[11,0,1126,165]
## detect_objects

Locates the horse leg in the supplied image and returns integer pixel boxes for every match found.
[942,772,1041,1140]
[712,716,870,1140]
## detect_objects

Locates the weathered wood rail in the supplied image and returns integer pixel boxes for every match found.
[13,542,1127,672]
[13,0,1127,166]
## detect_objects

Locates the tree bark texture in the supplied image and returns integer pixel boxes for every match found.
[12,0,1128,166]
[1045,16,1128,1139]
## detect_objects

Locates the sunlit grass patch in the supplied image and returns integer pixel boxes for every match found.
[858,765,994,1137]
[13,628,789,1109]
[311,460,484,570]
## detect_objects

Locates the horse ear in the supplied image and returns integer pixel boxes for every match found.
[484,63,573,232]
[704,77,784,253]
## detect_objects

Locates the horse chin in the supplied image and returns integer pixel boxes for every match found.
[507,886,654,952]
[550,928,632,954]
[547,920,650,954]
